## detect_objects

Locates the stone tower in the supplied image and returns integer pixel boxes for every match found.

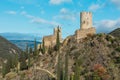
[75,12,96,41]
[80,12,92,29]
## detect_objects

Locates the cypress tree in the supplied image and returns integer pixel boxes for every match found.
[29,47,33,54]
[28,48,30,69]
[34,38,38,57]
[65,52,69,80]
[15,54,19,73]
[56,26,60,51]
[42,39,45,54]
[74,60,80,80]
[57,54,61,80]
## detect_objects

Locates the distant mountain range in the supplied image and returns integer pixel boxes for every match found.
[10,40,41,51]
[0,33,42,41]
[0,33,42,50]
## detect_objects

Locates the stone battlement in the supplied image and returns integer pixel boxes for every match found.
[75,12,96,41]
[42,26,62,48]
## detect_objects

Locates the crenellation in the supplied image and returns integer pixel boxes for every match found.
[42,27,62,48]
[75,12,96,41]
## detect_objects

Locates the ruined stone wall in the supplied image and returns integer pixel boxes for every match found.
[42,27,62,48]
[43,35,56,48]
[75,27,96,40]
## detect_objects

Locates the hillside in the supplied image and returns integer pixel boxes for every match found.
[0,35,22,59]
[33,33,120,80]
[109,28,120,38]
[1,32,120,80]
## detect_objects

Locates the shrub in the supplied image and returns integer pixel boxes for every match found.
[115,47,120,52]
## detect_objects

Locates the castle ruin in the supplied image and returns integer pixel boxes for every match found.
[42,27,62,48]
[75,12,96,41]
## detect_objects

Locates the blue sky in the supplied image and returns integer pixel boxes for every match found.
[0,0,120,39]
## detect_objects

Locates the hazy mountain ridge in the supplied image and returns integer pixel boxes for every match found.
[0,33,42,41]
[10,40,41,50]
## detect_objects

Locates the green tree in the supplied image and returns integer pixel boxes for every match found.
[20,52,27,70]
[29,47,33,54]
[65,52,69,80]
[33,38,38,58]
[56,27,60,51]
[57,54,61,80]
[74,60,80,80]
[28,48,31,69]
[42,39,45,54]
[2,59,11,78]
[14,54,19,73]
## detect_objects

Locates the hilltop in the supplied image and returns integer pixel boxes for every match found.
[23,32,119,80]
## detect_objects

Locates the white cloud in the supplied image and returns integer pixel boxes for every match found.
[31,18,60,26]
[89,4,101,11]
[53,8,77,21]
[60,8,68,14]
[49,0,72,5]
[111,0,120,8]
[6,11,17,15]
[20,11,60,26]
[94,19,120,33]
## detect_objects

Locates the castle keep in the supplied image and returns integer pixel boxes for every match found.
[42,27,62,48]
[75,12,96,40]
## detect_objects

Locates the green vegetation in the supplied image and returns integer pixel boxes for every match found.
[55,26,60,51]
[115,47,120,52]
[42,38,46,54]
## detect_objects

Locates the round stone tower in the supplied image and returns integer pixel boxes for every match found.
[80,12,92,29]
